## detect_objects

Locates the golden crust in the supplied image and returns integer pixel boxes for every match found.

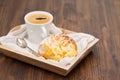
[56,34,77,50]
[38,34,77,61]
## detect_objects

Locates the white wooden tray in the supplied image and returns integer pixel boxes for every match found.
[0,25,99,76]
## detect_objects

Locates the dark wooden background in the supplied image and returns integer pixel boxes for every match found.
[0,0,120,80]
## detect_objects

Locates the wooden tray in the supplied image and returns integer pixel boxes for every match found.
[0,25,99,76]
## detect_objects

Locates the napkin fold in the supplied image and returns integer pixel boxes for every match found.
[0,24,95,65]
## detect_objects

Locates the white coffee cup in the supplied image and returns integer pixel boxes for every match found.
[24,11,53,44]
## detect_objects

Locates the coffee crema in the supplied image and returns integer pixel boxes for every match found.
[27,14,51,24]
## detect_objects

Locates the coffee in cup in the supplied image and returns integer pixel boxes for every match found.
[26,13,51,24]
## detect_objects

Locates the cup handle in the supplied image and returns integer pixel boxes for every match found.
[49,23,62,34]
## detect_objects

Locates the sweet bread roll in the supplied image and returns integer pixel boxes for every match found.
[38,34,77,61]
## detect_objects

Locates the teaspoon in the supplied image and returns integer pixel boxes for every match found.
[16,38,39,56]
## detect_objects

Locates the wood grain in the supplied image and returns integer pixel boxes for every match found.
[0,0,120,80]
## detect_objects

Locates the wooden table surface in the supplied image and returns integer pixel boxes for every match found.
[0,0,120,80]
